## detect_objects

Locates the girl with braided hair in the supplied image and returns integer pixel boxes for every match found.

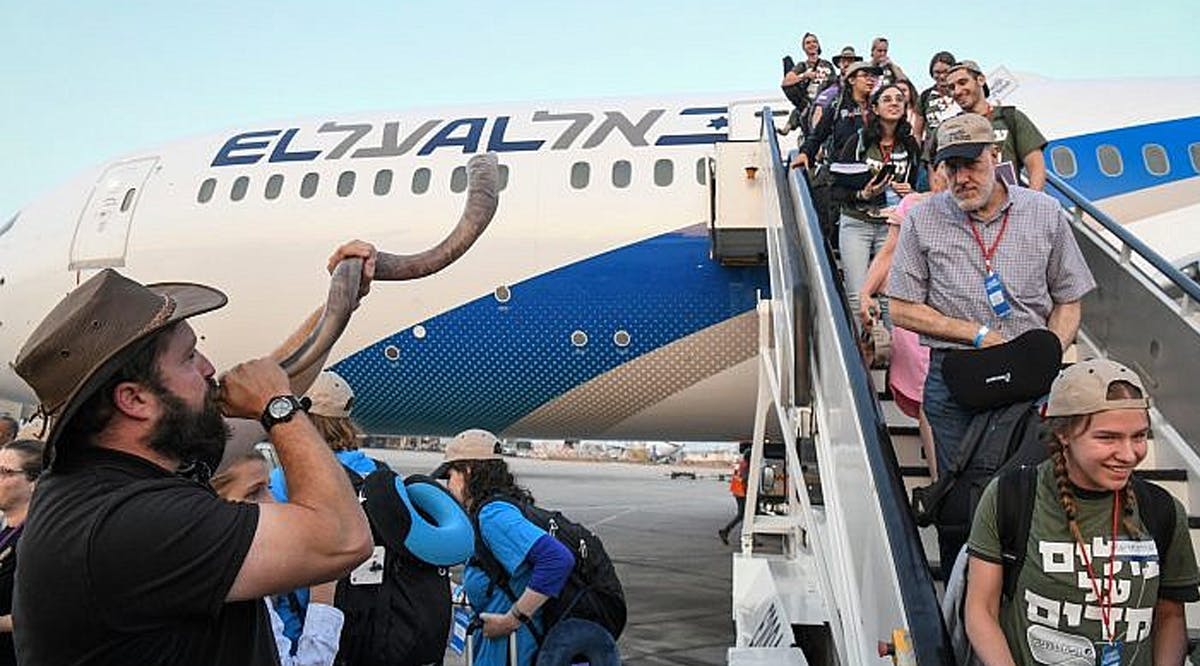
[964,359,1199,664]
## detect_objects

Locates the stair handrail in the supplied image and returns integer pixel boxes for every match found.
[763,108,953,664]
[1045,171,1200,306]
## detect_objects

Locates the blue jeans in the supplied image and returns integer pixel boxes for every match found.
[535,618,620,666]
[838,214,891,334]
[922,350,977,475]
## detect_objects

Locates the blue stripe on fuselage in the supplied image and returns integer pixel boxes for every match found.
[1045,116,1200,201]
[332,228,768,435]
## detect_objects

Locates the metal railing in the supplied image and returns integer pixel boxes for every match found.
[1046,171,1200,454]
[761,108,952,664]
[1046,172,1200,307]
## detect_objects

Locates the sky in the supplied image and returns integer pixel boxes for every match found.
[1,0,1197,218]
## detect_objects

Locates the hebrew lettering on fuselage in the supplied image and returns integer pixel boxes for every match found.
[209,107,729,167]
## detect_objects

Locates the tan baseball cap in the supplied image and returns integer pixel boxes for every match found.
[304,370,355,418]
[934,113,995,164]
[947,59,984,77]
[432,428,502,479]
[1044,359,1151,417]
[946,59,991,97]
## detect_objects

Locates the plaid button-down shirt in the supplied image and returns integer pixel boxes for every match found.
[887,186,1095,349]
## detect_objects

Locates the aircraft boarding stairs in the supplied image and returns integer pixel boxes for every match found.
[708,106,1200,665]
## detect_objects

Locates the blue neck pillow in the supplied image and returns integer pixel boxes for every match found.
[362,471,474,567]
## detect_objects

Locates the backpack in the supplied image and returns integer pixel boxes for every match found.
[470,496,627,644]
[334,463,453,666]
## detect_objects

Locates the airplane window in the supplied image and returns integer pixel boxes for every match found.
[1190,143,1200,174]
[119,188,136,213]
[498,164,510,191]
[197,178,216,204]
[374,169,393,196]
[695,158,708,186]
[654,159,674,187]
[1096,145,1123,177]
[412,168,431,195]
[1049,147,1077,179]
[612,160,631,188]
[337,171,356,197]
[300,173,319,199]
[231,176,250,202]
[1142,144,1170,176]
[450,166,468,193]
[265,174,284,200]
[570,162,590,189]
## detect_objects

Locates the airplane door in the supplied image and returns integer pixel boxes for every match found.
[69,156,159,270]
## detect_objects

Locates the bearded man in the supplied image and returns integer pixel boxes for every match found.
[887,113,1095,480]
[9,242,377,665]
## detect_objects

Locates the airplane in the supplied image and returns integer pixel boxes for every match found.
[2,69,1200,664]
[1,72,1198,442]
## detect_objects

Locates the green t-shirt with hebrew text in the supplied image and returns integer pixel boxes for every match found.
[968,460,1199,665]
[989,106,1046,177]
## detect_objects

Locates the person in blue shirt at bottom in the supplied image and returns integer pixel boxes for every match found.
[433,429,615,666]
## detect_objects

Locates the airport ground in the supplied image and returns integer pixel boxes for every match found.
[373,449,737,665]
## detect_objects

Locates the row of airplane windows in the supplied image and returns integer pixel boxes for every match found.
[1049,142,1200,179]
[196,158,711,204]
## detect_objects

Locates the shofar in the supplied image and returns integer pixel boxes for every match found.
[278,152,499,382]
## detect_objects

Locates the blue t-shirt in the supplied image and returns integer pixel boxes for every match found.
[268,450,384,646]
[463,502,549,666]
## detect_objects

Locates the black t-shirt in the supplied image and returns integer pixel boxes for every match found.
[14,446,278,665]
[0,525,21,666]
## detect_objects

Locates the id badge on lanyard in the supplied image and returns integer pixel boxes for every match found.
[984,269,1012,318]
[970,211,1013,319]
[1099,641,1123,666]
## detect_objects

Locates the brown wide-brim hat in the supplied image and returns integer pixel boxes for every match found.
[12,269,227,457]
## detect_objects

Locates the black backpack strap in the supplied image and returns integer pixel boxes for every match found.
[997,465,1039,601]
[1130,476,1177,561]
[342,463,368,494]
[910,410,995,525]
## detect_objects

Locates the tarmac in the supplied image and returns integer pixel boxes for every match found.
[372,449,737,665]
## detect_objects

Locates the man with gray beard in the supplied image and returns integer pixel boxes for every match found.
[887,114,1095,568]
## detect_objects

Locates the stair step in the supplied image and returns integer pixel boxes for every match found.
[900,465,931,478]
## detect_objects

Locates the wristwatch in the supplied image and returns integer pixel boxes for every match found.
[260,395,309,431]
[510,607,531,625]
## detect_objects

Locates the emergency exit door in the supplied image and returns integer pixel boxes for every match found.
[69,156,159,270]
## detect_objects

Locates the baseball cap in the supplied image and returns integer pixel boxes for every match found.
[431,428,502,479]
[946,59,991,97]
[1044,359,1151,417]
[305,370,355,418]
[933,113,995,164]
[947,59,984,77]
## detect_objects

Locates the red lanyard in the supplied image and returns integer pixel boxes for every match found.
[880,141,894,166]
[1074,493,1120,643]
[967,210,1010,273]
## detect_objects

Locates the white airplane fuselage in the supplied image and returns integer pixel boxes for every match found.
[2,78,1199,440]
